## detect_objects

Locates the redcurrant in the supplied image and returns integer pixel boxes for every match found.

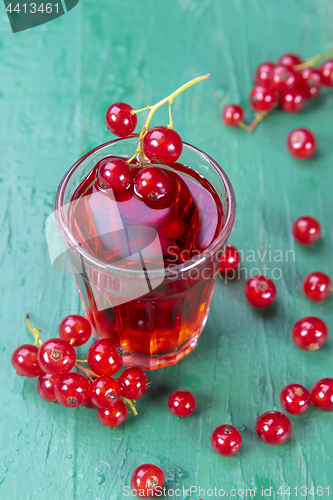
[270,65,301,93]
[255,411,292,445]
[280,383,311,415]
[278,53,302,66]
[279,88,306,113]
[300,68,321,99]
[118,367,149,399]
[253,62,275,86]
[244,276,277,308]
[105,103,137,137]
[37,373,60,402]
[55,372,89,407]
[248,85,277,112]
[37,338,76,376]
[319,60,333,87]
[303,271,332,302]
[59,314,92,346]
[286,128,317,159]
[219,244,241,275]
[292,316,328,351]
[97,400,128,427]
[96,156,132,193]
[87,339,122,376]
[130,464,164,498]
[311,378,333,412]
[211,425,242,456]
[222,104,244,126]
[134,166,175,208]
[168,390,196,417]
[89,375,122,408]
[142,126,183,164]
[11,344,43,378]
[292,216,321,245]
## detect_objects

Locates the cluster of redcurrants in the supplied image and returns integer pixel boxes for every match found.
[222,51,333,159]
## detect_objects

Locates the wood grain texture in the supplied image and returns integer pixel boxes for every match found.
[1,0,333,498]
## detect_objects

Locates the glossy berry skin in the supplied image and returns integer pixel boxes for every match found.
[87,339,122,376]
[37,338,76,376]
[256,411,292,445]
[292,317,328,351]
[11,344,43,378]
[248,85,277,112]
[280,384,311,415]
[97,400,128,427]
[303,272,332,302]
[211,425,242,456]
[142,126,183,164]
[253,62,275,86]
[37,373,60,402]
[279,88,306,113]
[89,375,122,408]
[270,65,301,93]
[168,390,196,417]
[292,216,321,245]
[55,372,89,407]
[300,68,321,99]
[311,378,333,412]
[319,60,333,87]
[96,156,132,193]
[244,276,277,308]
[134,166,175,207]
[222,104,244,126]
[286,128,317,159]
[105,102,137,137]
[278,53,302,67]
[130,464,164,498]
[219,244,241,275]
[118,368,148,399]
[59,314,92,347]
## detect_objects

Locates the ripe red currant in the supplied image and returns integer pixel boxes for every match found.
[97,400,128,427]
[311,378,333,412]
[300,68,321,99]
[219,244,241,275]
[37,373,60,402]
[248,85,277,112]
[130,464,164,498]
[280,384,311,415]
[142,126,183,164]
[11,344,43,378]
[87,339,122,376]
[286,128,317,159]
[278,53,302,66]
[292,216,321,245]
[96,156,133,193]
[256,411,292,445]
[59,314,92,346]
[168,390,196,417]
[89,375,122,408]
[319,60,333,87]
[222,104,244,126]
[118,367,149,399]
[253,62,275,86]
[105,103,137,137]
[270,65,301,93]
[292,317,328,351]
[211,425,242,456]
[55,372,89,407]
[134,166,175,208]
[244,276,277,308]
[37,339,76,376]
[303,271,332,302]
[279,88,306,113]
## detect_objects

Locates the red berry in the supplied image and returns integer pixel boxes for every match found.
[96,156,132,194]
[83,397,97,409]
[299,68,321,99]
[244,276,277,308]
[118,367,149,399]
[168,390,196,417]
[55,372,89,407]
[89,375,122,408]
[292,317,328,351]
[248,85,277,112]
[130,463,164,498]
[105,103,137,137]
[219,244,241,275]
[11,344,43,378]
[87,339,122,376]
[256,411,292,445]
[280,384,311,415]
[211,425,242,456]
[142,126,183,164]
[37,373,60,402]
[270,65,301,93]
[319,60,333,87]
[253,62,275,86]
[279,88,306,113]
[97,400,128,427]
[278,53,302,66]
[303,271,332,302]
[292,216,321,245]
[286,128,317,159]
[134,166,175,208]
[37,339,76,376]
[59,314,92,347]
[311,378,333,412]
[222,104,244,126]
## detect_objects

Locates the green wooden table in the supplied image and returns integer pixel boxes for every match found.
[1,1,333,498]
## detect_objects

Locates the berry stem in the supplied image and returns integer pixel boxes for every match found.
[24,313,43,346]
[75,362,97,381]
[168,99,174,129]
[247,112,267,132]
[122,396,138,416]
[238,121,251,132]
[294,47,333,70]
[132,105,152,115]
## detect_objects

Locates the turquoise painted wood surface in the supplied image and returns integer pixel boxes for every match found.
[1,1,333,498]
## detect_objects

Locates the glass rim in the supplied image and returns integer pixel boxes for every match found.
[55,135,236,278]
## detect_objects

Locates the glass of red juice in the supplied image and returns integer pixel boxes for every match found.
[55,136,236,370]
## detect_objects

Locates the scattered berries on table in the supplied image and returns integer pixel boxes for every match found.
[311,378,333,412]
[286,128,317,159]
[219,244,241,275]
[256,411,292,445]
[292,317,328,351]
[292,216,321,245]
[303,271,332,302]
[168,390,196,417]
[244,276,277,308]
[222,104,244,126]
[280,384,311,415]
[211,425,242,456]
[130,463,164,498]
